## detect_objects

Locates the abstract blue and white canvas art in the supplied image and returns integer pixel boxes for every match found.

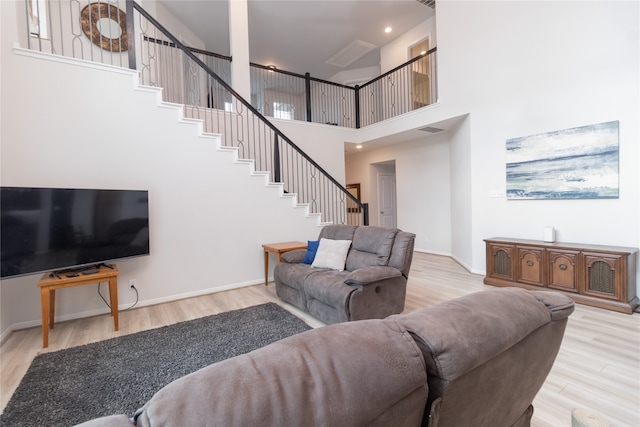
[506,121,619,199]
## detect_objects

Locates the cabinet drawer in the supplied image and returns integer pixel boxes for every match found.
[548,250,579,292]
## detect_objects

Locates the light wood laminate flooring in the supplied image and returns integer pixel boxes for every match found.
[1,253,638,426]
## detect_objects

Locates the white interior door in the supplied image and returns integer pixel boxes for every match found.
[378,173,396,228]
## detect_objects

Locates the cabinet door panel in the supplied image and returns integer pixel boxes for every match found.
[487,243,514,280]
[582,253,622,301]
[548,250,579,293]
[516,246,545,287]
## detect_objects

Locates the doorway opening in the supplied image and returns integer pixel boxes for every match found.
[408,37,431,109]
[371,161,397,228]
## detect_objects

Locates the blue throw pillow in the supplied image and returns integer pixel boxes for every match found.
[303,240,320,264]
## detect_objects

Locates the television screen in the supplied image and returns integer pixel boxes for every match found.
[1,187,150,278]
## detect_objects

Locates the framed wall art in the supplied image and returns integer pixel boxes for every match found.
[506,121,619,199]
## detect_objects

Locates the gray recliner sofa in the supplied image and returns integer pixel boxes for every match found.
[274,224,416,324]
[76,288,575,427]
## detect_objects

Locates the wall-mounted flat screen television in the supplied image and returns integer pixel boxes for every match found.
[1,187,150,279]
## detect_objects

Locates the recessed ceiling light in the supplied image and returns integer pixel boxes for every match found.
[356,145,363,149]
[384,27,392,33]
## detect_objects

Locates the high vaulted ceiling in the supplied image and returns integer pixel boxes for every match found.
[158,0,434,80]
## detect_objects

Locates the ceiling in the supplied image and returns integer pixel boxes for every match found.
[344,115,467,155]
[158,0,435,80]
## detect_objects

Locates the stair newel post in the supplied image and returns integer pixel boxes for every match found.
[354,84,361,129]
[273,134,281,183]
[363,203,369,225]
[126,0,136,70]
[305,72,312,123]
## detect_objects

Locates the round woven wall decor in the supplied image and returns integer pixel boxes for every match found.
[80,3,128,52]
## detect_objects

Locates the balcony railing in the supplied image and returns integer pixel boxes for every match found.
[250,64,357,128]
[250,49,438,128]
[358,51,438,127]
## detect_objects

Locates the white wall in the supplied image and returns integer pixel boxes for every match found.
[447,116,472,269]
[272,118,354,183]
[345,132,452,255]
[437,0,639,276]
[349,0,640,291]
[142,0,206,49]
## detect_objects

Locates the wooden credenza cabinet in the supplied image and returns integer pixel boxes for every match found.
[484,238,639,314]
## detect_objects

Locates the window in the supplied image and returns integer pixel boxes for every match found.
[28,0,48,39]
[273,102,294,120]
[224,102,233,112]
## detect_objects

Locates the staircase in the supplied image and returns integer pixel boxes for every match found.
[132,1,366,227]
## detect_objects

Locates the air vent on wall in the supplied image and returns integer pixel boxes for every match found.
[326,40,377,68]
[418,126,444,133]
[416,0,436,9]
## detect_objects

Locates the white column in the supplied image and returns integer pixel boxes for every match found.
[228,0,251,100]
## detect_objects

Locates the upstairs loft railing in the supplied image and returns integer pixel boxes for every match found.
[357,51,438,127]
[21,0,368,226]
[250,49,438,128]
[250,64,357,127]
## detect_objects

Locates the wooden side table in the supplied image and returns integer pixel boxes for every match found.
[262,241,308,286]
[37,264,119,348]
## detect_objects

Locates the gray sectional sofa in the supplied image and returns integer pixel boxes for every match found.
[76,288,575,427]
[274,225,416,324]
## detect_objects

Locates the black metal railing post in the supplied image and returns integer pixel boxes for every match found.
[273,134,281,183]
[363,203,369,225]
[126,0,136,70]
[354,84,361,129]
[305,72,312,122]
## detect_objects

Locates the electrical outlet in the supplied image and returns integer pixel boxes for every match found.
[129,279,137,289]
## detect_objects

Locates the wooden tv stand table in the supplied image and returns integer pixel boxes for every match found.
[37,264,119,348]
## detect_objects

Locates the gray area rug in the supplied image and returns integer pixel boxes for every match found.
[0,302,311,427]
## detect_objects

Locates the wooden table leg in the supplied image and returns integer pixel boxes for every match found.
[40,287,50,348]
[264,249,269,286]
[108,277,119,331]
[49,289,56,329]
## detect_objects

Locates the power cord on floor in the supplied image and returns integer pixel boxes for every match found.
[97,282,139,311]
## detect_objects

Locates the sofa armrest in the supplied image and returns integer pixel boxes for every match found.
[344,266,402,286]
[529,290,575,321]
[280,249,307,264]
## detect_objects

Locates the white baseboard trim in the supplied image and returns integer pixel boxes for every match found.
[413,248,451,257]
[127,279,261,310]
[13,44,138,77]
[413,249,485,276]
[0,279,263,345]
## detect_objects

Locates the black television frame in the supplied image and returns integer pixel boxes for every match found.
[1,187,150,279]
